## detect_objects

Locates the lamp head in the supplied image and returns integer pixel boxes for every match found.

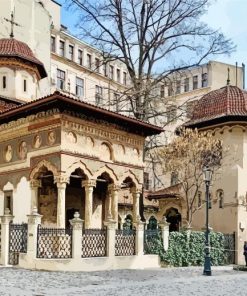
[203,166,212,182]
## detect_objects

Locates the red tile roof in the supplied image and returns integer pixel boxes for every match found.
[185,85,247,127]
[0,38,47,78]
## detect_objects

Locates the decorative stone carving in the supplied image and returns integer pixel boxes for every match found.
[54,175,69,186]
[18,141,28,160]
[47,130,56,145]
[30,160,59,180]
[4,144,12,162]
[30,179,41,189]
[81,179,96,188]
[66,131,77,143]
[33,134,42,148]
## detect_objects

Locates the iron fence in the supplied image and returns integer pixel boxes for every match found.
[9,223,28,265]
[115,229,136,256]
[37,225,72,259]
[144,228,162,254]
[82,229,107,258]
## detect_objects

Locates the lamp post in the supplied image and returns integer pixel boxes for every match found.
[203,166,212,276]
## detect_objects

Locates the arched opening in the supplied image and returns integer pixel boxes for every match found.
[147,216,158,230]
[123,214,133,230]
[66,168,87,227]
[35,166,57,226]
[164,207,181,232]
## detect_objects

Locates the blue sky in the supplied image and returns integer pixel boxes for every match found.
[60,0,247,70]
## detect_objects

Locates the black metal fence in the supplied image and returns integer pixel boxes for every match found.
[9,223,28,265]
[223,233,235,264]
[115,229,136,256]
[82,229,107,258]
[144,228,162,254]
[37,225,72,259]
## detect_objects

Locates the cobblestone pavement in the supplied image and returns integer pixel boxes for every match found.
[0,266,247,296]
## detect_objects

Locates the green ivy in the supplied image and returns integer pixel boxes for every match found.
[148,230,226,267]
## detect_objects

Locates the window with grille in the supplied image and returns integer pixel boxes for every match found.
[51,36,55,52]
[78,49,83,65]
[68,45,74,60]
[59,40,65,57]
[202,73,208,87]
[76,77,84,98]
[95,85,103,105]
[57,69,65,90]
[193,75,198,90]
[184,78,189,92]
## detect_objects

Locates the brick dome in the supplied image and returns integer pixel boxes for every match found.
[186,85,247,128]
[0,38,47,79]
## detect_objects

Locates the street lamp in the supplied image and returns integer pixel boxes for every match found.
[203,166,213,276]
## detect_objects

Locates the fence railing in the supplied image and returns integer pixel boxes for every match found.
[82,229,107,258]
[115,229,136,256]
[9,223,28,265]
[36,225,72,259]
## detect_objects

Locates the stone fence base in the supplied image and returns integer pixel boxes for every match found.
[19,254,160,272]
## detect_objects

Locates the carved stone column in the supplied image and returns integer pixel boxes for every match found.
[108,184,120,224]
[54,175,69,228]
[70,212,84,259]
[106,184,114,222]
[30,179,41,211]
[82,180,96,229]
[131,188,142,223]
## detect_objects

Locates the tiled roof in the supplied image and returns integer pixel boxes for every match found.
[148,184,181,200]
[0,38,47,78]
[186,85,247,127]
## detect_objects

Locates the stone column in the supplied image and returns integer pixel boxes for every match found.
[159,218,170,251]
[133,221,145,256]
[26,207,42,259]
[106,184,114,222]
[30,179,41,211]
[104,220,117,257]
[108,184,120,225]
[82,180,96,229]
[0,208,14,266]
[70,212,84,260]
[131,188,142,223]
[54,175,69,229]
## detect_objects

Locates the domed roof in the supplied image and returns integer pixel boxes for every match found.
[186,85,247,128]
[0,38,47,79]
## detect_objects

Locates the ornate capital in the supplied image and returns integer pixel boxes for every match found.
[82,179,96,188]
[131,187,142,195]
[108,184,121,192]
[70,212,84,230]
[30,179,41,189]
[133,221,145,231]
[54,175,69,187]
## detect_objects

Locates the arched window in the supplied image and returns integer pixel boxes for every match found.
[197,191,202,208]
[2,76,6,89]
[217,190,224,209]
[147,216,157,230]
[23,79,27,92]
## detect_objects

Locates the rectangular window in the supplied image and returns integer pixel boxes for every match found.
[193,75,198,90]
[76,77,84,98]
[167,84,173,96]
[109,65,114,79]
[104,63,108,77]
[2,76,6,89]
[114,93,120,111]
[166,105,177,122]
[87,53,92,69]
[78,49,83,65]
[176,81,181,94]
[95,58,100,72]
[51,36,56,53]
[24,79,27,92]
[59,40,65,57]
[144,172,150,190]
[68,45,74,60]
[95,85,103,105]
[123,72,127,85]
[160,85,165,97]
[184,78,189,92]
[57,69,65,90]
[202,73,208,87]
[4,190,13,214]
[117,69,121,83]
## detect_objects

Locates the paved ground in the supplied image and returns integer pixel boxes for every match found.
[0,266,247,296]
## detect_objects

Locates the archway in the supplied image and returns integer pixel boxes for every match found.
[147,216,158,230]
[164,207,181,232]
[123,214,133,230]
[65,168,88,227]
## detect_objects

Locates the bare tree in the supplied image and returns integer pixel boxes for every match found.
[66,0,234,123]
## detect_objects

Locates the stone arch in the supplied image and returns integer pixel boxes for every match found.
[119,170,141,189]
[147,215,158,230]
[159,202,182,218]
[163,207,182,232]
[30,160,59,181]
[65,161,93,180]
[99,141,114,161]
[93,165,118,184]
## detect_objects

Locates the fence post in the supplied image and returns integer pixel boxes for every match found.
[0,208,14,266]
[104,220,116,257]
[70,212,84,260]
[159,218,170,251]
[26,207,42,259]
[133,221,145,256]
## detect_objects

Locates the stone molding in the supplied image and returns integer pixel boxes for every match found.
[30,159,59,180]
[81,179,96,188]
[54,175,70,186]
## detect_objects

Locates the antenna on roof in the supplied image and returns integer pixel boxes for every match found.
[227,67,230,86]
